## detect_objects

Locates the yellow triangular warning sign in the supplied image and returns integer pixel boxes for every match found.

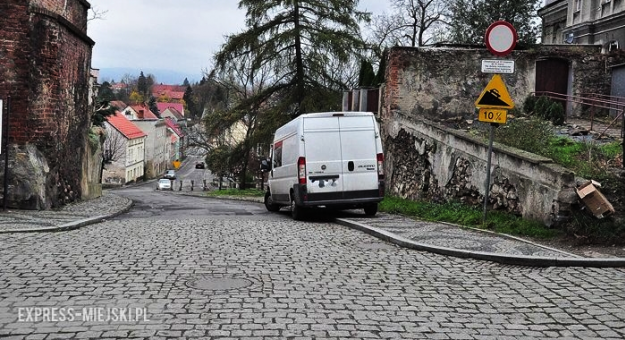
[475,74,515,109]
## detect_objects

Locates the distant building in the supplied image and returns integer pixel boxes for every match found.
[111,82,129,94]
[152,84,186,103]
[539,0,625,50]
[124,104,169,178]
[103,112,147,185]
[157,102,185,117]
[164,117,185,161]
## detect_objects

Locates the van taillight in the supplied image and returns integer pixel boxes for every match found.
[298,157,306,184]
[377,153,384,180]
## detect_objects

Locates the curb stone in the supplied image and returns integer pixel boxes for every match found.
[335,218,625,268]
[0,196,133,234]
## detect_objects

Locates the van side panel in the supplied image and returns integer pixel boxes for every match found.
[302,117,344,195]
[338,116,379,192]
[270,132,298,203]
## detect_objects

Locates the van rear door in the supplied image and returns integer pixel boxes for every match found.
[303,116,344,196]
[338,115,379,193]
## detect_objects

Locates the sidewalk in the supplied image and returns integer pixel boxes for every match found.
[0,190,623,267]
[0,191,132,233]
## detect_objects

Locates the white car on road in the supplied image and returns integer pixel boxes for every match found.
[157,178,172,191]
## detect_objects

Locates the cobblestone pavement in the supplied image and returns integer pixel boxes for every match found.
[0,191,132,232]
[338,213,579,259]
[1,189,624,267]
[1,212,625,339]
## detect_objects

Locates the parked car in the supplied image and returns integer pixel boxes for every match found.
[195,162,205,169]
[157,178,172,190]
[163,170,176,179]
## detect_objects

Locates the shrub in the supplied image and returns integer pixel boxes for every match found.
[545,101,565,125]
[522,95,537,114]
[534,96,552,118]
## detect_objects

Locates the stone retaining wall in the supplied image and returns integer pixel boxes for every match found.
[383,118,577,226]
[378,46,625,225]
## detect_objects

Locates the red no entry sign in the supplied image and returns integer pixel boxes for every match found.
[485,21,517,57]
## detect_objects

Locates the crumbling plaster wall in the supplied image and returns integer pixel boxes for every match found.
[380,46,622,225]
[383,45,613,123]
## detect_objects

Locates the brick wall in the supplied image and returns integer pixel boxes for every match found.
[0,0,94,209]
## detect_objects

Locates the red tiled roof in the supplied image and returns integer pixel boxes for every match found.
[129,104,159,120]
[106,111,147,140]
[157,102,184,116]
[110,100,127,110]
[164,117,185,137]
[152,84,186,100]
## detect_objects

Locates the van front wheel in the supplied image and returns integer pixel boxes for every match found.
[264,192,281,212]
[291,197,306,220]
[364,203,378,216]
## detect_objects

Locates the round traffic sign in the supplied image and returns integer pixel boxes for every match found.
[485,21,517,57]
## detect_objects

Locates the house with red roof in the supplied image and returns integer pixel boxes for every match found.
[103,111,147,185]
[109,100,128,111]
[122,103,170,179]
[164,117,185,161]
[110,82,129,94]
[152,84,186,103]
[157,102,185,118]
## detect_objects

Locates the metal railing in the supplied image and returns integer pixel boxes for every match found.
[532,91,625,139]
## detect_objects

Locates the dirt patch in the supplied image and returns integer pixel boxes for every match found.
[528,234,625,258]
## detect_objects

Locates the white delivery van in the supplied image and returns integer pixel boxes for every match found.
[261,111,385,220]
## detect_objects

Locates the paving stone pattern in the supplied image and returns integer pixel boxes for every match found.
[1,218,624,339]
[348,213,579,258]
[0,192,131,231]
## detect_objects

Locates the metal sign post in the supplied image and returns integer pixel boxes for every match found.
[478,22,517,224]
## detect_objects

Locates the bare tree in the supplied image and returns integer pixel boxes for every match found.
[88,6,108,22]
[102,125,126,165]
[367,0,445,58]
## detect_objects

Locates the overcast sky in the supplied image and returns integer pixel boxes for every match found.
[88,0,391,82]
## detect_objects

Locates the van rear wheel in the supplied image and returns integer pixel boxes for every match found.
[291,197,306,220]
[364,203,378,216]
[264,192,281,212]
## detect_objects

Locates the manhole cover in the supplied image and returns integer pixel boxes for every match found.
[356,242,397,250]
[186,276,253,291]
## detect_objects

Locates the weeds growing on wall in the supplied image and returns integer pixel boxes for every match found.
[379,196,561,239]
[466,94,624,243]
[492,116,554,156]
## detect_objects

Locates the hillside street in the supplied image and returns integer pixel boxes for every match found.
[0,182,624,339]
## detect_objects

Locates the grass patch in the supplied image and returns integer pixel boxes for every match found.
[207,188,265,197]
[546,138,622,179]
[379,196,562,239]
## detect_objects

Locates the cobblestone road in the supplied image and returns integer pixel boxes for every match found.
[1,197,625,339]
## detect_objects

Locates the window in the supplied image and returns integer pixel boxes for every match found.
[273,141,283,168]
[575,0,582,12]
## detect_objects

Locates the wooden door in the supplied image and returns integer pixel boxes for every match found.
[535,59,569,111]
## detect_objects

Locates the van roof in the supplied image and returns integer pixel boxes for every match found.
[273,111,377,141]
[298,111,375,119]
